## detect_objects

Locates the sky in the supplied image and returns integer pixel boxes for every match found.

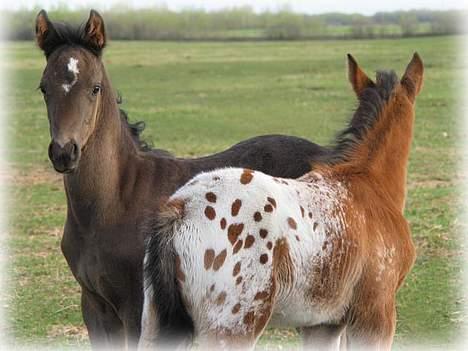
[1,0,467,15]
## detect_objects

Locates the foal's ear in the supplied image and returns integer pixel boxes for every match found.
[401,52,424,102]
[347,54,374,97]
[35,9,56,51]
[84,9,106,51]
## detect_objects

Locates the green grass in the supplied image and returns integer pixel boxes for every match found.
[4,36,465,349]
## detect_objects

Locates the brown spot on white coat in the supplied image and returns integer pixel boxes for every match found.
[213,249,227,271]
[204,249,215,270]
[240,169,254,184]
[259,229,268,239]
[205,192,217,203]
[233,262,241,276]
[231,199,242,216]
[233,240,243,254]
[205,206,216,220]
[287,217,297,230]
[220,217,227,230]
[215,291,227,305]
[232,303,241,314]
[244,235,255,248]
[254,212,262,222]
[228,223,244,245]
[267,197,277,208]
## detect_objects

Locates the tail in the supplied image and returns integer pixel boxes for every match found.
[142,198,194,347]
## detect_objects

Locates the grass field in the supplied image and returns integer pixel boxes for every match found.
[3,35,465,349]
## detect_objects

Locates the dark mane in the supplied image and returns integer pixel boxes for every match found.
[119,109,151,152]
[39,20,104,58]
[117,95,151,152]
[328,70,398,164]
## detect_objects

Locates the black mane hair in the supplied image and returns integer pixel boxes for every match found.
[116,95,151,152]
[39,20,104,58]
[328,70,399,164]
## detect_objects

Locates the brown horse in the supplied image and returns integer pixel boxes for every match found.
[35,9,329,349]
[141,54,423,350]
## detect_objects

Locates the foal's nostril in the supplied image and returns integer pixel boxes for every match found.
[48,141,55,160]
[69,141,79,161]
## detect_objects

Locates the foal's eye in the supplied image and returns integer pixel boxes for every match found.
[92,85,101,96]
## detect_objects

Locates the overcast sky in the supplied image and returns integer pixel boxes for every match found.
[2,0,467,15]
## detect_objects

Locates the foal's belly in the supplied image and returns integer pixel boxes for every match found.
[268,237,349,328]
[269,291,345,328]
[269,306,324,328]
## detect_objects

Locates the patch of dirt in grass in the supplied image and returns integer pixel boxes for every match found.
[16,226,65,238]
[25,226,63,238]
[407,178,453,190]
[413,236,462,258]
[47,324,88,341]
[259,328,300,350]
[46,227,63,237]
[8,166,61,187]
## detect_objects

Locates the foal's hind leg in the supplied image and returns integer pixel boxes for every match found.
[198,332,257,351]
[301,324,347,351]
[138,285,158,350]
[198,295,275,351]
[346,297,396,351]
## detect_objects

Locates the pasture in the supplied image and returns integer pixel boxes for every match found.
[4,35,464,349]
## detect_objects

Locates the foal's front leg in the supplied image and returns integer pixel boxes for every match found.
[301,324,347,351]
[81,288,127,350]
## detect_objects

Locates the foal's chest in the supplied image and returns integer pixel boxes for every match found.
[61,221,145,302]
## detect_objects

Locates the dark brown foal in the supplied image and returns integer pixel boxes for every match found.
[35,9,329,349]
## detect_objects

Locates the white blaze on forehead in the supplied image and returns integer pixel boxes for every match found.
[62,57,80,94]
[67,57,79,74]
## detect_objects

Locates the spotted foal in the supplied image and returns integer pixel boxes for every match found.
[140,54,423,350]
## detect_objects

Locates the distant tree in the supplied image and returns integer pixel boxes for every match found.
[265,10,304,39]
[5,7,466,41]
[303,16,325,37]
[321,12,353,26]
[399,13,418,36]
[351,15,370,38]
[431,11,461,35]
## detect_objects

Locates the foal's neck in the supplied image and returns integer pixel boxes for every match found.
[355,99,414,210]
[63,74,139,225]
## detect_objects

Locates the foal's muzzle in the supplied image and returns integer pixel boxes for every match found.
[48,139,80,173]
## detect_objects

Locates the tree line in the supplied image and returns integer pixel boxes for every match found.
[8,6,464,41]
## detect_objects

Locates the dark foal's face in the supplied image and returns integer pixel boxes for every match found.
[36,9,106,173]
[40,48,103,173]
